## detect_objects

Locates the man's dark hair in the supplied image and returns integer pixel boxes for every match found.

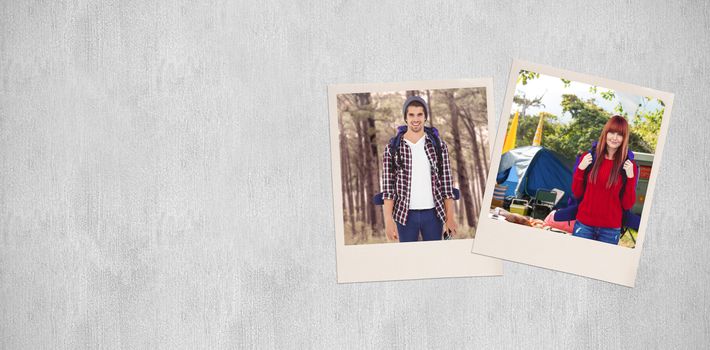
[404,100,428,121]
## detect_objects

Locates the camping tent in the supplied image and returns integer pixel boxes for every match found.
[496,146,573,208]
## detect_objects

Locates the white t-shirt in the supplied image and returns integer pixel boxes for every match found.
[404,135,435,209]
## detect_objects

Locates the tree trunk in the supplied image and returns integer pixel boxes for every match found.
[358,118,370,226]
[469,121,487,198]
[470,162,481,228]
[354,119,367,228]
[355,93,381,232]
[457,200,463,227]
[474,125,487,196]
[477,124,489,169]
[461,108,489,197]
[338,113,356,237]
[445,91,476,227]
[344,146,356,236]
[367,116,382,231]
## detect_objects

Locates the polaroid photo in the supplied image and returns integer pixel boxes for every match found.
[472,60,674,286]
[328,79,503,283]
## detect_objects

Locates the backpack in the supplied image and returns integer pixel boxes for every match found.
[553,141,640,236]
[372,125,460,205]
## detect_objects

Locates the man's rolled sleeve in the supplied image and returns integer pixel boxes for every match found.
[381,145,396,200]
[440,142,455,199]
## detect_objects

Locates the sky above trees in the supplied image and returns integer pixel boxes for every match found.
[513,73,664,124]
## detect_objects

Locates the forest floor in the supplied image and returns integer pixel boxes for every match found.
[343,221,477,245]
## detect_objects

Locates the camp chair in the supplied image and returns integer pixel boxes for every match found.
[530,189,557,220]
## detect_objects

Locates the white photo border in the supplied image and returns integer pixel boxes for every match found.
[328,79,503,283]
[471,60,674,287]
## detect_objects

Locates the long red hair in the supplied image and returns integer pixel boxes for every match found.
[590,115,629,188]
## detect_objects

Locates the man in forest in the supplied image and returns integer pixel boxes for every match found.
[381,96,459,242]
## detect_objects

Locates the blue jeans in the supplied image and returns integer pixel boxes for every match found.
[572,220,621,245]
[396,208,443,242]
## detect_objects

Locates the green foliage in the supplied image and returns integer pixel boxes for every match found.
[560,78,571,88]
[600,90,615,101]
[553,94,611,159]
[556,94,652,158]
[518,70,540,85]
[631,99,664,152]
[614,102,627,117]
[508,94,655,162]
[508,111,559,148]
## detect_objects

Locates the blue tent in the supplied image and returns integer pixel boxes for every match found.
[496,146,573,208]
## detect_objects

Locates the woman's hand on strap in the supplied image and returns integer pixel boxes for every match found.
[578,153,593,170]
[623,160,634,178]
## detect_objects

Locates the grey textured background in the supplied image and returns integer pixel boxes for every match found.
[1,0,708,348]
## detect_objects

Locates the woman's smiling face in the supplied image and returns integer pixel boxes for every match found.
[606,131,623,152]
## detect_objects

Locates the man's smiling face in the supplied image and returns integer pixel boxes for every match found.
[405,106,426,132]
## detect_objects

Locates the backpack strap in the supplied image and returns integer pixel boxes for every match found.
[619,173,629,234]
[424,127,445,180]
[389,126,445,180]
[581,145,637,235]
[564,147,593,226]
[619,151,639,235]
[577,145,596,204]
[374,126,451,206]
[387,126,408,172]
[557,146,637,230]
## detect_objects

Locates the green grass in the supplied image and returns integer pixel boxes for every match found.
[618,228,638,248]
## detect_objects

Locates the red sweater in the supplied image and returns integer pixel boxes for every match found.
[572,152,636,228]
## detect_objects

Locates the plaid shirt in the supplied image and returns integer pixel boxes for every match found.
[381,135,455,225]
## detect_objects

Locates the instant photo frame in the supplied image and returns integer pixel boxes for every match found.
[329,79,503,283]
[472,60,674,287]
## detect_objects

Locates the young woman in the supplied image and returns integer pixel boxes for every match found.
[571,115,636,245]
